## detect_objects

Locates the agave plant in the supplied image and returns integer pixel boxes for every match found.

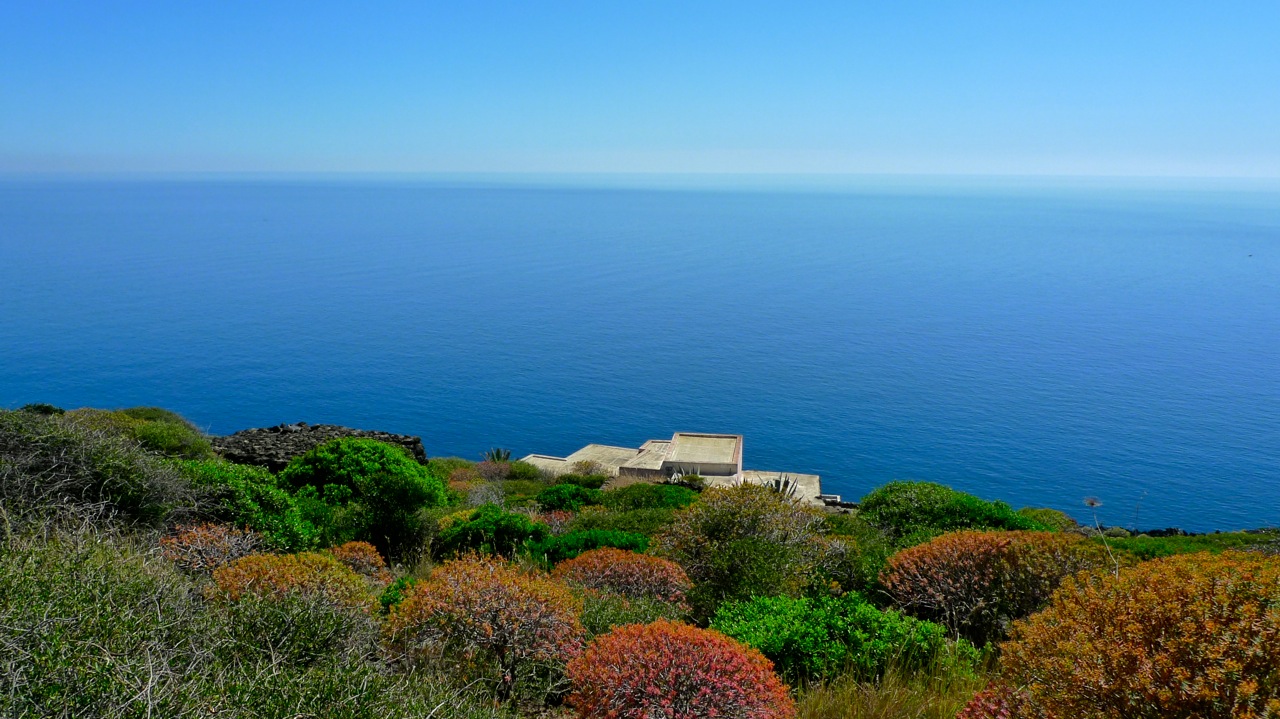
[762,474,800,500]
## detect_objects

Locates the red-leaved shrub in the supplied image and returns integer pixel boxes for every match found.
[566,619,795,719]
[881,530,1119,643]
[211,551,375,611]
[475,460,509,481]
[1000,552,1280,718]
[160,523,264,573]
[534,509,576,535]
[324,540,393,585]
[553,548,691,604]
[386,554,585,701]
[957,684,1054,719]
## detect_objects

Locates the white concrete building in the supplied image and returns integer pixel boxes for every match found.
[520,431,825,505]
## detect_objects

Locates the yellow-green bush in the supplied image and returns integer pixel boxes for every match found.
[211,552,375,612]
[652,484,828,619]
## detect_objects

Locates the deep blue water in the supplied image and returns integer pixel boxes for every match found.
[2,178,1278,531]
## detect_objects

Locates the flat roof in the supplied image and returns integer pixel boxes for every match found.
[664,433,742,466]
[520,454,569,475]
[621,440,671,470]
[564,444,642,473]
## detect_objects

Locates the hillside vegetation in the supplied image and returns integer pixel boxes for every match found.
[2,404,1278,718]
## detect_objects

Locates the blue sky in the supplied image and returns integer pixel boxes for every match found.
[2,2,1278,176]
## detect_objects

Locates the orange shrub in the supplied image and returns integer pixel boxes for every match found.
[160,522,264,573]
[211,551,375,611]
[386,554,585,701]
[1000,552,1280,719]
[553,548,691,604]
[324,540,393,585]
[567,619,794,719]
[448,466,479,493]
[881,530,1119,643]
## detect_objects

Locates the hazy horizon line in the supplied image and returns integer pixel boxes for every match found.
[4,170,1280,195]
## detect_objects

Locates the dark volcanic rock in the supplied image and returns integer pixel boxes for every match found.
[211,422,428,472]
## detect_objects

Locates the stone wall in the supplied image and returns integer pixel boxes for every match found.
[211,422,427,472]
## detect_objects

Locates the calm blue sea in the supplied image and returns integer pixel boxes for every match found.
[1,177,1277,531]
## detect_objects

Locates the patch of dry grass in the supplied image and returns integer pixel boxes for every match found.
[797,663,990,719]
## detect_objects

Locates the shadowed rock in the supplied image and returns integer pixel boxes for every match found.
[211,422,427,472]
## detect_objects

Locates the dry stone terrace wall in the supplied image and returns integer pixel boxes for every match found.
[211,422,428,472]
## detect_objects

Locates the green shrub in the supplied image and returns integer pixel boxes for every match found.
[821,513,899,596]
[436,503,550,557]
[176,459,319,550]
[117,406,193,425]
[557,472,609,489]
[279,438,447,557]
[712,592,973,686]
[17,402,64,415]
[425,455,475,480]
[506,460,545,482]
[378,576,416,613]
[1099,531,1279,560]
[496,478,550,503]
[60,406,215,461]
[0,526,210,715]
[1018,507,1077,532]
[859,481,1049,538]
[602,482,699,511]
[131,420,214,459]
[652,484,828,619]
[527,529,649,565]
[0,409,195,524]
[567,506,679,537]
[536,483,604,511]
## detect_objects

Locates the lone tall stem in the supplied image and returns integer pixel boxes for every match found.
[1087,501,1120,578]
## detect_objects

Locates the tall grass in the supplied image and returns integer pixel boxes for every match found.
[796,661,989,719]
[0,520,511,719]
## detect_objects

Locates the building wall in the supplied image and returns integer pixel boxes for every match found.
[617,466,666,480]
[661,461,739,478]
